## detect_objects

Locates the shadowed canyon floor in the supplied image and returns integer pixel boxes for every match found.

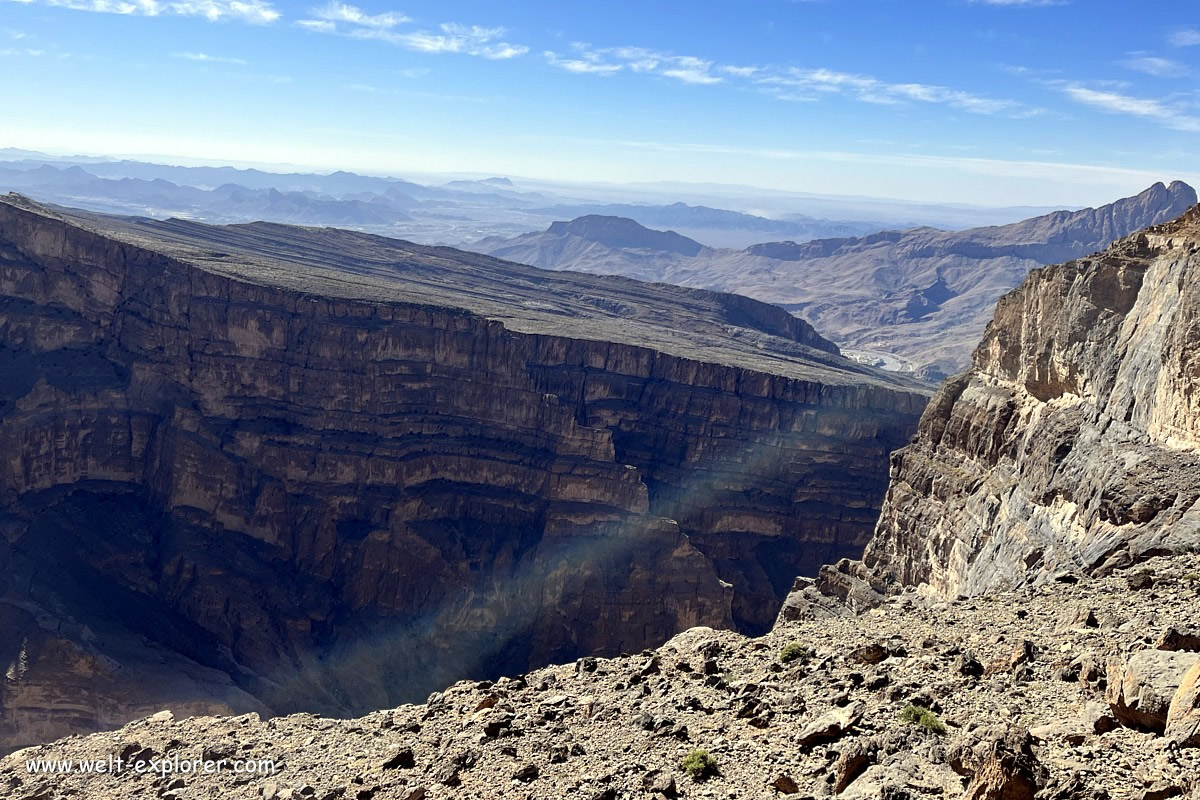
[0,195,928,754]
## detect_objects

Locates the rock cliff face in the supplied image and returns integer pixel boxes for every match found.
[864,205,1200,599]
[0,195,926,753]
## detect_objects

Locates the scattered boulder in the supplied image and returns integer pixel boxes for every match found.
[1107,650,1200,732]
[1156,627,1200,653]
[381,746,415,770]
[771,773,801,794]
[833,738,876,794]
[797,702,865,748]
[1165,659,1200,747]
[847,643,889,665]
[949,726,1044,800]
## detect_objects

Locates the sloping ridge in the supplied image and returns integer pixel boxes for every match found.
[480,182,1197,378]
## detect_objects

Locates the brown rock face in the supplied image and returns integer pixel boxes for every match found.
[1168,660,1200,747]
[864,207,1200,598]
[0,196,926,753]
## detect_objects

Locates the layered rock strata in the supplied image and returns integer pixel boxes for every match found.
[0,195,926,753]
[864,205,1200,598]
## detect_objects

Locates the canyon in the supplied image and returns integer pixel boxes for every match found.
[5,199,1200,800]
[0,194,927,754]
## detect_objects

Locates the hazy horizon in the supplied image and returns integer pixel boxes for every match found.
[4,0,1200,207]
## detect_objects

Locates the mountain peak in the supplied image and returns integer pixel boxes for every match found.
[547,215,705,256]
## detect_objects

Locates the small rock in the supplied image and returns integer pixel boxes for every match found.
[512,763,539,782]
[847,643,889,665]
[797,701,865,748]
[381,746,415,770]
[771,773,801,794]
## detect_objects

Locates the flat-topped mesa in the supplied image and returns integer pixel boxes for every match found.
[0,195,927,753]
[862,204,1200,600]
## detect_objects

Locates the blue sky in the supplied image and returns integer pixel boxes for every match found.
[2,0,1199,204]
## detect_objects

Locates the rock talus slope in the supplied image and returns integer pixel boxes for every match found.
[0,195,926,754]
[864,205,1200,598]
[5,552,1199,800]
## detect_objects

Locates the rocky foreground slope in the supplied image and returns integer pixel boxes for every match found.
[5,552,1198,800]
[478,182,1196,378]
[864,204,1200,599]
[0,195,927,754]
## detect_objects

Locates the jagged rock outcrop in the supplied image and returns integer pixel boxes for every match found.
[864,205,1200,599]
[0,195,926,753]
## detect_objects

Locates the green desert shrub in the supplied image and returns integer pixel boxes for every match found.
[778,641,813,664]
[681,748,719,780]
[900,704,946,735]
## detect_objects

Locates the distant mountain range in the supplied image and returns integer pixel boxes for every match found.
[524,202,884,248]
[476,181,1198,379]
[0,151,1082,252]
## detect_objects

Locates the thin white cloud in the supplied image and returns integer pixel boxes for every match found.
[1061,84,1200,132]
[172,50,247,64]
[2,0,279,23]
[720,65,760,78]
[759,67,1038,116]
[543,43,722,85]
[1169,27,1200,47]
[0,46,46,55]
[544,43,1034,116]
[544,49,621,75]
[311,1,407,29]
[298,10,528,59]
[1121,52,1189,77]
[296,19,334,32]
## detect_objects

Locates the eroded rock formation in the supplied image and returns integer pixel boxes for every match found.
[864,205,1200,598]
[0,195,926,753]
